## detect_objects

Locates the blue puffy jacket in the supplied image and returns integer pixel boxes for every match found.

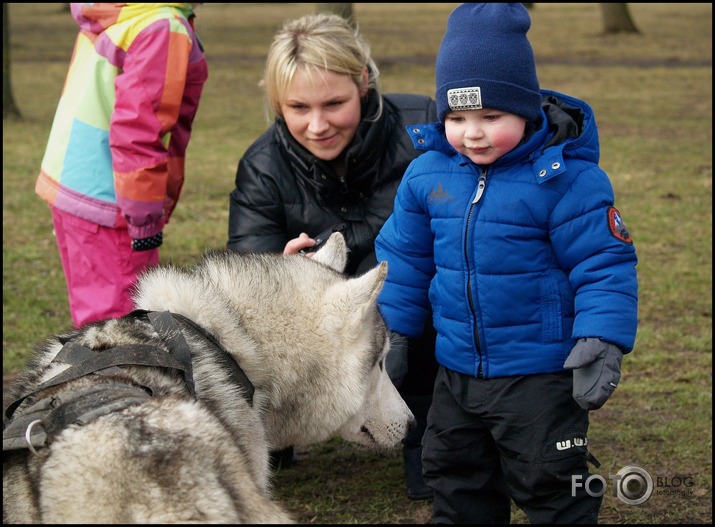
[375,90,638,379]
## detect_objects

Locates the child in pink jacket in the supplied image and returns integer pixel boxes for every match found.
[36,3,208,327]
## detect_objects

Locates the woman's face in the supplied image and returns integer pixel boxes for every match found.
[280,67,367,162]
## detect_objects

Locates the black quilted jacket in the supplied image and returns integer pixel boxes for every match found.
[227,91,437,275]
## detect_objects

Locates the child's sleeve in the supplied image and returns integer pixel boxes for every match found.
[550,165,638,352]
[375,163,435,337]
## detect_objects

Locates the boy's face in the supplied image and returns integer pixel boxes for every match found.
[444,109,527,165]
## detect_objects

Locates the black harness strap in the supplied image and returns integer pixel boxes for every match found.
[169,312,255,405]
[3,382,151,452]
[3,310,256,455]
[55,339,125,375]
[4,343,187,424]
[148,311,196,397]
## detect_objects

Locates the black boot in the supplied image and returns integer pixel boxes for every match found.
[403,445,433,501]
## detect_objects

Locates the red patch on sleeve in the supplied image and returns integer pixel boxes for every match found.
[608,207,633,244]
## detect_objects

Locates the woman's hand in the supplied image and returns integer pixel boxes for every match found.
[283,233,316,255]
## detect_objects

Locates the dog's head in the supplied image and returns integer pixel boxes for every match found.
[253,232,414,450]
[133,232,414,451]
[304,233,416,450]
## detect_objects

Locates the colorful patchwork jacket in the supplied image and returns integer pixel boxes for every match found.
[36,3,208,240]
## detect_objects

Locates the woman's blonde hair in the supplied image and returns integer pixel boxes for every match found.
[261,13,381,122]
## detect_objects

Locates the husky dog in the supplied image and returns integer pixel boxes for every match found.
[3,233,414,524]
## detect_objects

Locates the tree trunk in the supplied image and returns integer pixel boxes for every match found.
[600,3,640,34]
[315,3,355,26]
[3,4,22,119]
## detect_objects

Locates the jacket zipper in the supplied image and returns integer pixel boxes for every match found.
[473,171,487,204]
[465,168,488,377]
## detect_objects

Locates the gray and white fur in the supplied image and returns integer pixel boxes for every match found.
[3,233,414,523]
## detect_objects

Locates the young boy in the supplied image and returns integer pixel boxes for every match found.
[375,3,638,523]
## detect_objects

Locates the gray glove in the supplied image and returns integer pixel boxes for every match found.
[386,331,409,388]
[564,338,623,411]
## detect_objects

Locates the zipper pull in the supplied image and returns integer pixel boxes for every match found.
[473,171,487,204]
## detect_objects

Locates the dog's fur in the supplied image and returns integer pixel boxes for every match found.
[3,233,414,523]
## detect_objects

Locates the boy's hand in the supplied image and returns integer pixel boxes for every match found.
[564,338,623,410]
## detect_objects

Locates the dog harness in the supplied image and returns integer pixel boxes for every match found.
[2,310,254,454]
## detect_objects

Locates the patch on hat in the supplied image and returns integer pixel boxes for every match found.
[607,207,632,244]
[447,87,482,112]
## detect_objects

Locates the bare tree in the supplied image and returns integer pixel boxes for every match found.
[3,3,22,119]
[600,3,639,34]
[315,3,355,26]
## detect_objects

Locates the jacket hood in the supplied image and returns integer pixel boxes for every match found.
[71,3,194,34]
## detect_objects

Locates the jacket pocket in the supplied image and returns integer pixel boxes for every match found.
[428,286,441,334]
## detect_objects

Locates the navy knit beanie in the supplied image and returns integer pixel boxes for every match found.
[435,3,541,123]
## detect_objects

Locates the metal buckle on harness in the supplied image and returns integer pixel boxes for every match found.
[24,419,44,456]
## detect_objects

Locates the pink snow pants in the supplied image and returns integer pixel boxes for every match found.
[50,207,159,328]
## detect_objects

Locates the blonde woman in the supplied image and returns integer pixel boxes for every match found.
[227,13,437,501]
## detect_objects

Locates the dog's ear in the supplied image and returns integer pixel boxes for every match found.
[311,232,348,273]
[346,261,388,306]
[322,261,388,334]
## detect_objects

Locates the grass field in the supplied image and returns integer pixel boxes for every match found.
[3,3,712,524]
